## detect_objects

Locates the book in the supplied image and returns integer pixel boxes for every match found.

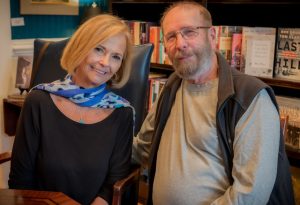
[231,31,243,71]
[241,27,276,78]
[276,96,300,150]
[149,26,160,63]
[274,28,300,82]
[15,55,33,90]
[148,73,167,110]
[216,26,234,64]
[215,26,242,65]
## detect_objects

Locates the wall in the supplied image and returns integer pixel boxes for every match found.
[11,0,108,39]
[0,0,16,188]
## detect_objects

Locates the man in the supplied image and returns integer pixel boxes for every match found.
[133,1,294,205]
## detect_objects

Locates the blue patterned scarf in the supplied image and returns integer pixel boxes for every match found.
[31,74,133,109]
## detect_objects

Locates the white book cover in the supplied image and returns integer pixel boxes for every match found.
[241,27,276,78]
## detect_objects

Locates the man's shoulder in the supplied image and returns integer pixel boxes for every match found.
[165,73,180,86]
[231,68,268,90]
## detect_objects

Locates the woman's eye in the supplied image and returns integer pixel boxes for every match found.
[112,55,122,61]
[95,46,105,54]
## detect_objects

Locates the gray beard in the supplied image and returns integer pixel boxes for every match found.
[174,49,213,80]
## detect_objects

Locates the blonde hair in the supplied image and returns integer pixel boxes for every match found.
[61,14,132,84]
[160,1,212,33]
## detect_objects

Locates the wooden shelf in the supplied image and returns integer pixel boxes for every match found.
[259,77,300,90]
[286,146,300,160]
[150,63,173,71]
[3,98,24,136]
[150,63,300,91]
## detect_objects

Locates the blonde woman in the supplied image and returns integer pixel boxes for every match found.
[9,14,133,205]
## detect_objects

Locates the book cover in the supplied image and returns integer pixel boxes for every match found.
[276,96,300,150]
[148,73,167,110]
[15,55,33,90]
[231,32,243,71]
[274,28,300,82]
[149,26,160,63]
[241,27,276,78]
[217,26,234,64]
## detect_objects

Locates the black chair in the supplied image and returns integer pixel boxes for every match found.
[25,38,154,205]
[29,39,69,88]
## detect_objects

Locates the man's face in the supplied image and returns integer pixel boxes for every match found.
[162,6,215,80]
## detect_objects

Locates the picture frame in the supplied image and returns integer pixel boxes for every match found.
[20,0,79,16]
[15,55,33,90]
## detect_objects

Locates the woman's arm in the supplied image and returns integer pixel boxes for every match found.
[97,107,134,203]
[9,91,41,189]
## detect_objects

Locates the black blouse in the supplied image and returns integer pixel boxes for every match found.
[9,90,133,205]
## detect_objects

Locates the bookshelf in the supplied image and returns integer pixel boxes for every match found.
[109,0,300,164]
[109,0,300,97]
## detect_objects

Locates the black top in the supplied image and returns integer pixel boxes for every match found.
[9,90,133,205]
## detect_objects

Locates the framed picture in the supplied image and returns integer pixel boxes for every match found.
[15,56,33,90]
[20,0,79,15]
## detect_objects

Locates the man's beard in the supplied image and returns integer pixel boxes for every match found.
[172,43,213,80]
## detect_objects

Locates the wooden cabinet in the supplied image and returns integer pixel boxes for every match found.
[3,99,23,136]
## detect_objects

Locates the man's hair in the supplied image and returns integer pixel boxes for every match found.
[61,14,132,84]
[160,1,212,33]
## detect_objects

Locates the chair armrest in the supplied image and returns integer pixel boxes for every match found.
[112,164,141,205]
[0,152,11,164]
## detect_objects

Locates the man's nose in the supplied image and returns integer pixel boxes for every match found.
[175,32,187,49]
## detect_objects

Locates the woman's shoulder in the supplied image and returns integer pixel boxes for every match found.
[108,106,133,124]
[24,90,50,106]
[117,106,133,118]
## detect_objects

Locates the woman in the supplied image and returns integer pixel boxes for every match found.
[9,14,134,205]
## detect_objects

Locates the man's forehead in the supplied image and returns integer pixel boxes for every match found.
[163,7,204,30]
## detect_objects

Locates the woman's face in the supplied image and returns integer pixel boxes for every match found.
[74,33,127,88]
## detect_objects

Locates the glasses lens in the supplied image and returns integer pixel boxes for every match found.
[182,28,199,39]
[164,26,206,46]
[165,33,176,45]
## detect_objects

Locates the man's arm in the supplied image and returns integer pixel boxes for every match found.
[132,101,158,170]
[212,89,280,205]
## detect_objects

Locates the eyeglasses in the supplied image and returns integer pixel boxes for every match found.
[164,26,211,46]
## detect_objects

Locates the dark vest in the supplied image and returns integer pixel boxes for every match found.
[147,56,295,205]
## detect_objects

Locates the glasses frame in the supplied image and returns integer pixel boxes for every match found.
[163,26,211,46]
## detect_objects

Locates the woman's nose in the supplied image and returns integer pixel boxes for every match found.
[99,54,110,66]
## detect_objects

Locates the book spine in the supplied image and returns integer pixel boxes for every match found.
[231,33,242,71]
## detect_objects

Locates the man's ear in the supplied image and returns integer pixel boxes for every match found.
[209,26,216,41]
[209,26,218,51]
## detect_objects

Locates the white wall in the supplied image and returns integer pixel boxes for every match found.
[0,0,18,188]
